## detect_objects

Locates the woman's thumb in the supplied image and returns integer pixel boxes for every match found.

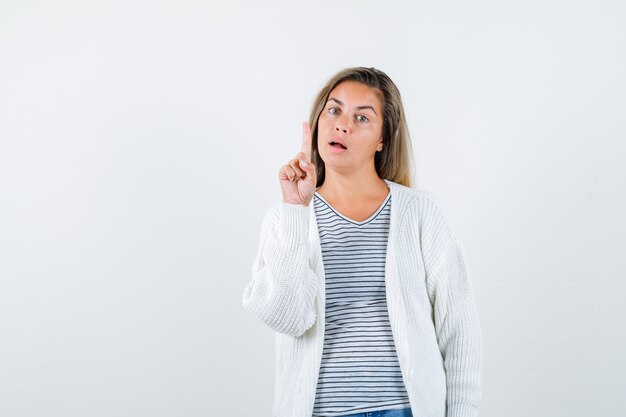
[299,159,312,171]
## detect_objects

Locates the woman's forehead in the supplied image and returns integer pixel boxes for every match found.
[328,81,383,108]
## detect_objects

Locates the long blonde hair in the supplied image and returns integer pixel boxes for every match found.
[308,67,414,188]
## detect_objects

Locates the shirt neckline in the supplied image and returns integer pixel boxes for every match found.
[314,189,391,225]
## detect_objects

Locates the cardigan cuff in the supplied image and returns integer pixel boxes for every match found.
[279,202,310,243]
[447,403,478,417]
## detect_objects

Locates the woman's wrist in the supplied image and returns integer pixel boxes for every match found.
[282,199,311,206]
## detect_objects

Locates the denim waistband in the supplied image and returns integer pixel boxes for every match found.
[334,407,413,417]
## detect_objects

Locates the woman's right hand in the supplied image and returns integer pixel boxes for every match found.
[279,122,317,206]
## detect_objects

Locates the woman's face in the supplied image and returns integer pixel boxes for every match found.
[317,80,384,175]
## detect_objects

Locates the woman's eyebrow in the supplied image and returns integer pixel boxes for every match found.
[327,97,378,115]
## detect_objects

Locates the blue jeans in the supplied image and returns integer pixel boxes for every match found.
[337,408,413,417]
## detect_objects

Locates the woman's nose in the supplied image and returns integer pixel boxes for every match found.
[335,117,350,133]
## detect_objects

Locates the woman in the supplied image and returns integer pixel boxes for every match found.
[242,67,482,417]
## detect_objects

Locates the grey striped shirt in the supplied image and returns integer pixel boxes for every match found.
[312,191,411,417]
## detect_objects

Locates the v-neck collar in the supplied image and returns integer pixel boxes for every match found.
[313,189,390,226]
[308,179,401,244]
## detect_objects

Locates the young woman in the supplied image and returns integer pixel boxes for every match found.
[242,67,482,417]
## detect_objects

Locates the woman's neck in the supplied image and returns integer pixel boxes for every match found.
[317,170,389,202]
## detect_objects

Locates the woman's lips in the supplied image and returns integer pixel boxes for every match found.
[328,142,347,153]
[329,139,347,148]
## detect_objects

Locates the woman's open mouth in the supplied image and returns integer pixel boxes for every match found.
[329,141,347,150]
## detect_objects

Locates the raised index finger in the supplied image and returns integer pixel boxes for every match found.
[301,121,312,161]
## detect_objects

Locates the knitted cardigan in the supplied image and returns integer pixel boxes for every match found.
[242,179,482,417]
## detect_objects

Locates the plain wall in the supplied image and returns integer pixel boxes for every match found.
[1,1,625,416]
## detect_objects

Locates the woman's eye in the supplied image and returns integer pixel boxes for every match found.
[328,107,339,115]
[356,115,369,123]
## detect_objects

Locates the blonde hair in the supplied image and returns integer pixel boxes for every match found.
[308,67,414,188]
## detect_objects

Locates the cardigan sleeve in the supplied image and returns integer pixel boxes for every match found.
[242,202,319,337]
[419,194,483,417]
[431,236,483,417]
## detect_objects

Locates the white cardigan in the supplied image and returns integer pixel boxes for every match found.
[242,179,482,417]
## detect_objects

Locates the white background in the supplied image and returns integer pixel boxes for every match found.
[1,1,625,416]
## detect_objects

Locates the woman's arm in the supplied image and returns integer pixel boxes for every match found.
[419,194,483,417]
[242,202,319,337]
[430,235,483,417]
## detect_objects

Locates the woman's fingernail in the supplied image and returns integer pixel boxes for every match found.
[300,160,308,168]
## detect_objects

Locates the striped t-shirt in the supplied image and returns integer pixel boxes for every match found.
[312,190,411,417]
